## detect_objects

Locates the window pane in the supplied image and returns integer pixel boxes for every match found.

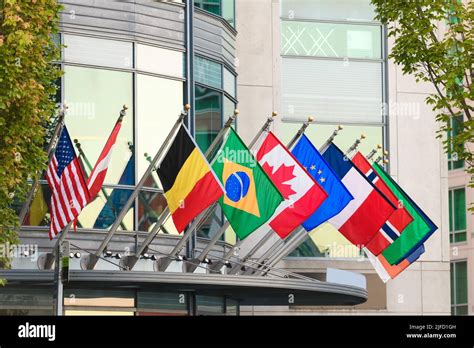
[195,0,221,16]
[223,67,236,97]
[454,232,467,243]
[195,56,222,89]
[63,35,133,69]
[64,66,134,186]
[195,85,222,151]
[450,263,455,305]
[282,21,381,59]
[136,44,184,78]
[223,96,236,119]
[137,190,168,233]
[449,190,453,232]
[137,292,187,316]
[281,0,376,22]
[282,58,383,123]
[455,261,468,304]
[196,295,224,315]
[136,74,183,181]
[80,187,134,230]
[222,0,235,27]
[453,188,466,231]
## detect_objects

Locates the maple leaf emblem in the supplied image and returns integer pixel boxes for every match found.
[262,162,297,199]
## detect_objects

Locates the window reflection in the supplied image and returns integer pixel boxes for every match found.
[137,190,168,233]
[64,66,134,186]
[195,85,222,151]
[136,74,183,182]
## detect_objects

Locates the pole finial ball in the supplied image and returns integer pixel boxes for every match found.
[383,159,389,164]
[360,133,367,139]
[73,139,79,144]
[337,125,343,130]
[308,116,314,122]
[234,109,240,116]
[377,144,382,149]
[384,150,389,156]
[272,111,278,117]
[184,104,191,111]
[122,105,128,111]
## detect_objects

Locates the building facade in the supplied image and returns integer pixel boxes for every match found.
[0,0,454,316]
[235,0,451,315]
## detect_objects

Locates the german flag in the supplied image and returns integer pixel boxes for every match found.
[157,125,224,233]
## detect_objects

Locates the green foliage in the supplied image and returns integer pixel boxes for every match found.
[371,0,473,209]
[0,0,62,269]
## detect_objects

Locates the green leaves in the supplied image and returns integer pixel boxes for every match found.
[0,0,63,271]
[372,0,473,210]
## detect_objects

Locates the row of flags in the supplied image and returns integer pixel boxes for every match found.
[38,111,437,283]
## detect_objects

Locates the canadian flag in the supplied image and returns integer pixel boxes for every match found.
[255,132,328,238]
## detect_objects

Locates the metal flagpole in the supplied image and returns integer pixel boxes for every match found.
[185,112,279,273]
[366,144,382,161]
[18,106,67,225]
[39,106,129,270]
[120,110,239,271]
[259,129,370,275]
[80,105,189,270]
[74,138,130,230]
[227,116,316,275]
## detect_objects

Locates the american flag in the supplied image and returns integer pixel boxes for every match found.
[46,127,90,240]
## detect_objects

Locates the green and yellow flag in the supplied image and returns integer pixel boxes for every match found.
[212,129,283,240]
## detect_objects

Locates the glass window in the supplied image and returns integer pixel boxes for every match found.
[136,74,184,180]
[196,295,224,315]
[223,67,236,97]
[282,58,383,123]
[281,21,382,59]
[195,85,222,151]
[449,188,467,243]
[195,0,221,16]
[0,287,53,315]
[451,261,468,315]
[195,56,222,89]
[136,292,188,316]
[137,190,169,233]
[63,34,133,69]
[223,96,236,120]
[281,0,376,22]
[64,66,134,185]
[448,115,464,170]
[281,123,383,258]
[222,0,235,27]
[136,44,184,78]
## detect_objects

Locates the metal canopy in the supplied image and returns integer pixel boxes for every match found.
[0,270,367,307]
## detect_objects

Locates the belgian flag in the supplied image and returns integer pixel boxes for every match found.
[157,125,224,233]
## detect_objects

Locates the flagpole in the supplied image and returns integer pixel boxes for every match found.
[226,115,316,275]
[18,106,67,225]
[80,105,188,270]
[120,109,239,271]
[184,111,279,273]
[366,144,382,161]
[74,138,130,230]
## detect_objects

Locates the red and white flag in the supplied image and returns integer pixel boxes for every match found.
[46,127,90,240]
[87,117,123,200]
[255,132,327,238]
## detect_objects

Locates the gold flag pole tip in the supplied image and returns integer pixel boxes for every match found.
[361,133,367,140]
[272,111,278,117]
[308,116,315,122]
[233,109,240,117]
[184,104,191,111]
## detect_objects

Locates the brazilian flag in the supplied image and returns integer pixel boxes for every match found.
[212,128,283,240]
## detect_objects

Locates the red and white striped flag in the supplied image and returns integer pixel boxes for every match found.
[46,127,90,240]
[87,116,123,200]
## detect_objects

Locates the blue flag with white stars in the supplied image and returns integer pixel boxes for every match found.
[292,135,354,231]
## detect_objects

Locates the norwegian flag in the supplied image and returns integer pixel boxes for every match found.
[352,152,414,255]
[87,117,123,200]
[255,132,328,238]
[46,127,90,240]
